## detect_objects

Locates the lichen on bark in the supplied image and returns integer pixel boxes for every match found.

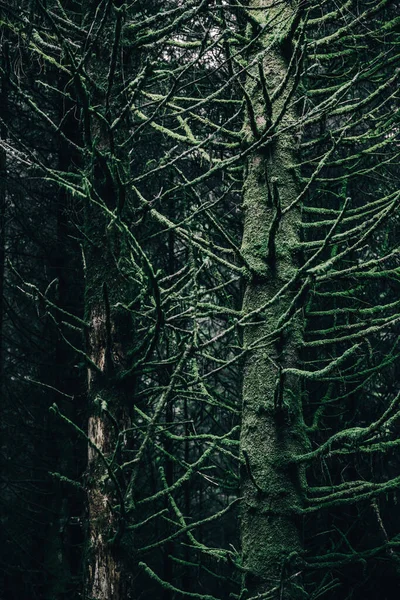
[240,2,309,598]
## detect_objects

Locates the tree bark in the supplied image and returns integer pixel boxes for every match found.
[240,2,307,598]
[85,210,131,599]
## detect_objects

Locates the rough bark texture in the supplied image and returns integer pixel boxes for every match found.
[240,2,307,598]
[85,216,130,600]
[86,299,121,600]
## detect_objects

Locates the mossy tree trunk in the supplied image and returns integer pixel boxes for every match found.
[240,2,307,598]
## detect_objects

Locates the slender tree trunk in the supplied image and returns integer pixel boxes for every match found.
[86,275,119,599]
[85,210,131,599]
[240,2,307,598]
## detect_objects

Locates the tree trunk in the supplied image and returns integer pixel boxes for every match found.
[85,211,131,599]
[240,2,307,598]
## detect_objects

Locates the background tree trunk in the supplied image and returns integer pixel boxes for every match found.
[85,217,130,600]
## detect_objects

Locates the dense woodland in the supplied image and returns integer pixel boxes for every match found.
[0,1,399,599]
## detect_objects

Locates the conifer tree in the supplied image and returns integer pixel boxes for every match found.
[0,1,399,599]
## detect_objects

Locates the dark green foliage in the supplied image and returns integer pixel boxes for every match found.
[0,0,399,599]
